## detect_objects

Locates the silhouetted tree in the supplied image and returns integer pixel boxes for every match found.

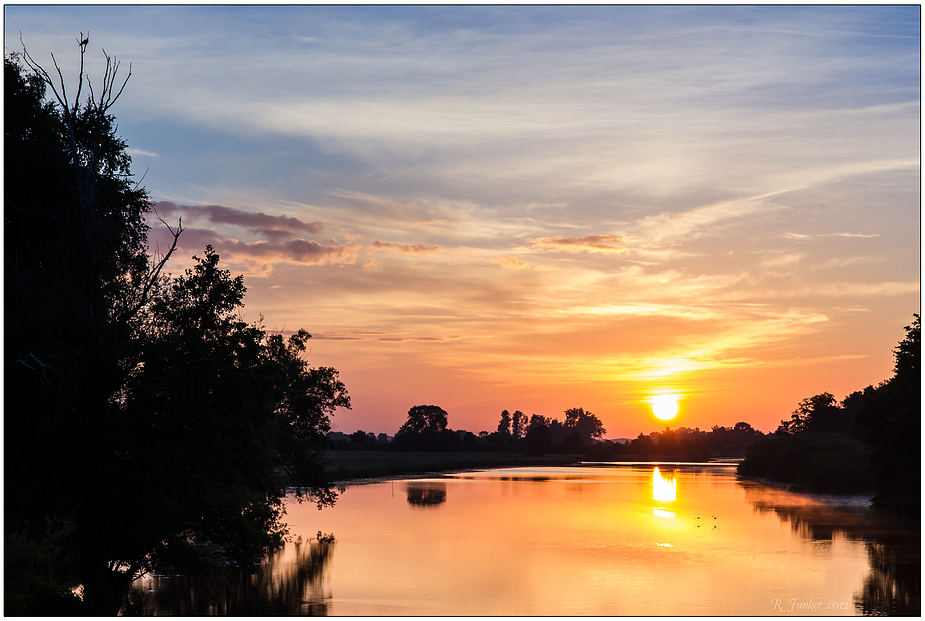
[526,414,550,433]
[547,418,569,443]
[629,433,657,457]
[561,432,584,454]
[525,424,553,456]
[5,44,350,615]
[738,432,873,494]
[857,314,921,515]
[776,392,844,435]
[709,422,762,449]
[350,430,372,445]
[496,409,512,437]
[585,440,624,461]
[393,405,458,451]
[511,410,527,440]
[563,407,606,444]
[397,405,449,435]
[841,387,877,440]
[655,427,678,455]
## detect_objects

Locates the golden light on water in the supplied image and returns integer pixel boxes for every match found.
[653,508,676,519]
[652,467,677,502]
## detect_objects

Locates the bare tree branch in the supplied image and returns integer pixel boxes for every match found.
[117,211,184,325]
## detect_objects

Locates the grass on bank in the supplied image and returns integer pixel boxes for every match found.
[325,451,581,481]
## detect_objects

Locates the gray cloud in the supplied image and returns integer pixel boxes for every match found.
[153,201,325,238]
[150,226,357,266]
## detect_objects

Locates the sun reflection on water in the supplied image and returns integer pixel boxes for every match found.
[653,508,676,519]
[652,467,677,502]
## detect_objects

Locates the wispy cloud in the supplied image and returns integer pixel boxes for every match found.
[370,240,443,255]
[378,335,462,342]
[491,256,547,271]
[127,148,159,157]
[152,226,358,267]
[153,201,325,239]
[526,234,627,254]
[784,231,882,241]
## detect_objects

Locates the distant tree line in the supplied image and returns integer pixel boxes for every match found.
[739,314,920,515]
[330,403,769,463]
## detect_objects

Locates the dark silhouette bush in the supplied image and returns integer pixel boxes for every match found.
[524,424,553,456]
[738,432,873,494]
[560,432,584,454]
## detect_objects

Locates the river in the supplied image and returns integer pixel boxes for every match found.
[131,463,919,615]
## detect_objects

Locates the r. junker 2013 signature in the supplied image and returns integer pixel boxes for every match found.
[771,598,851,613]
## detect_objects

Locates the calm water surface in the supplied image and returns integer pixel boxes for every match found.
[133,464,919,615]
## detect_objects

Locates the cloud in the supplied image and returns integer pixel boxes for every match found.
[153,201,325,238]
[785,281,919,298]
[221,237,357,265]
[362,258,382,269]
[301,330,392,341]
[127,148,159,157]
[491,256,546,271]
[370,240,443,255]
[759,252,803,268]
[150,226,358,267]
[526,234,627,254]
[784,231,882,241]
[633,195,787,245]
[378,336,460,342]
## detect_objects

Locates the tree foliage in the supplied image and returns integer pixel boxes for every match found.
[563,407,606,444]
[397,405,449,435]
[5,43,349,615]
[856,314,920,515]
[741,314,919,508]
[775,392,845,435]
[496,409,512,436]
[511,410,527,439]
[393,405,459,451]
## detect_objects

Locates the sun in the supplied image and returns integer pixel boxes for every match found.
[650,394,680,420]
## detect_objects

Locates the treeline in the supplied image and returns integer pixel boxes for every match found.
[331,405,766,462]
[738,315,920,516]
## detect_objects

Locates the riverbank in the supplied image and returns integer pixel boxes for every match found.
[326,451,581,482]
[736,431,874,495]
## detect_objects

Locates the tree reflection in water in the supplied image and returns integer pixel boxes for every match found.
[405,481,447,507]
[742,483,920,616]
[128,534,334,615]
[855,530,920,616]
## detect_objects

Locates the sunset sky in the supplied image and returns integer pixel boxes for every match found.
[7,6,920,438]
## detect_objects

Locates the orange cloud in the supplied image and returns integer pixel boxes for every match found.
[378,335,460,342]
[371,240,443,255]
[491,256,548,271]
[526,234,627,254]
[162,227,358,266]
